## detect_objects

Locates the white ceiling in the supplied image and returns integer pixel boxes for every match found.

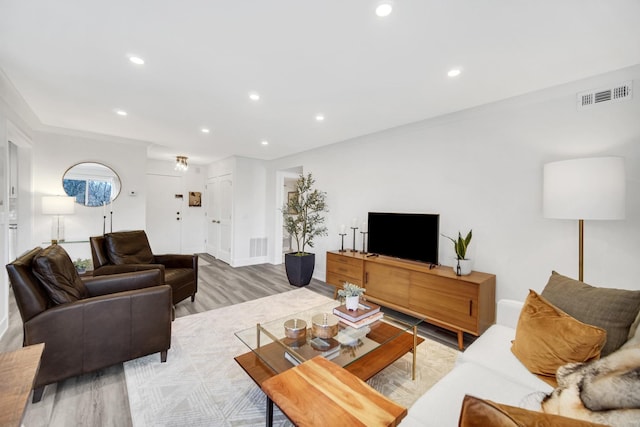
[1,1,639,165]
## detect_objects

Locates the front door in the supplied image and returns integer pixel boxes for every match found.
[146,174,183,253]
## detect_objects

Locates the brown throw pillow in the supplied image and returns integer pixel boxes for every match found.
[458,395,608,427]
[105,230,155,264]
[542,271,640,356]
[511,290,606,383]
[33,244,88,305]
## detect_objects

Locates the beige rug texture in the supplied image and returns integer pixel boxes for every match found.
[124,288,458,426]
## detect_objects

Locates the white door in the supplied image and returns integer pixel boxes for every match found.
[146,174,183,253]
[205,177,219,257]
[205,174,232,264]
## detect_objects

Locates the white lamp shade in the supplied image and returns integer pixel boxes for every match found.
[42,196,75,215]
[543,157,625,220]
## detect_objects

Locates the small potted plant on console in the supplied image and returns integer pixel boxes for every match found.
[443,230,473,276]
[338,282,365,311]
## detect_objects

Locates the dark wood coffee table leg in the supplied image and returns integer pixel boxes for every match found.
[266,396,274,427]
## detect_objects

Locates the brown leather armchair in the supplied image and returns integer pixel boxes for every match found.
[6,245,172,403]
[90,230,198,305]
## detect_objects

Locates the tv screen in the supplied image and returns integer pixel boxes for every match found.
[367,212,439,265]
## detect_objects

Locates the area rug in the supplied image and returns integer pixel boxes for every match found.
[124,288,459,426]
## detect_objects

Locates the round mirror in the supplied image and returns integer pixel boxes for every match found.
[62,162,121,207]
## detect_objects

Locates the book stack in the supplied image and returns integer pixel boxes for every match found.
[333,301,383,329]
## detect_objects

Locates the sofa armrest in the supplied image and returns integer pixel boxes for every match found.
[496,299,524,329]
[154,254,196,269]
[83,269,164,296]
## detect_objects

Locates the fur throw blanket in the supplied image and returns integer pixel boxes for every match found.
[542,344,640,426]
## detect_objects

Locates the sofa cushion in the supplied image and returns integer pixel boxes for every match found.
[403,362,547,427]
[458,395,608,427]
[32,244,88,305]
[104,230,155,264]
[541,271,640,356]
[459,324,553,392]
[511,290,606,384]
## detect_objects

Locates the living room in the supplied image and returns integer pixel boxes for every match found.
[1,1,640,425]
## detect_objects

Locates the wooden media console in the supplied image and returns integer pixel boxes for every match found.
[326,251,496,350]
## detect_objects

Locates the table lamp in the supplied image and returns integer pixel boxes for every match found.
[543,157,625,281]
[42,196,75,244]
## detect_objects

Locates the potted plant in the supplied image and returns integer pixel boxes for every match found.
[73,258,92,274]
[443,230,473,276]
[282,173,328,286]
[338,282,365,311]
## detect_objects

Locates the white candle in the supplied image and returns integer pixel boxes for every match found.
[340,224,346,234]
[351,217,358,228]
[103,201,106,217]
[362,221,367,232]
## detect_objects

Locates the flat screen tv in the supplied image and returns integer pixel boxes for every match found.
[367,212,439,265]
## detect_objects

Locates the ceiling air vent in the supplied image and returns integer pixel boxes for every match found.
[577,81,632,110]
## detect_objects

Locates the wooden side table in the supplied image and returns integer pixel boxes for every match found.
[261,356,406,427]
[0,343,45,427]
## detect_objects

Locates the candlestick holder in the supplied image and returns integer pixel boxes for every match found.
[103,215,107,235]
[338,233,347,252]
[110,211,113,233]
[359,231,368,254]
[350,227,358,252]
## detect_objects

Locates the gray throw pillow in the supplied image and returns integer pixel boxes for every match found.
[541,271,640,356]
[33,244,89,305]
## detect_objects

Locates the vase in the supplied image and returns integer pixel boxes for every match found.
[284,252,315,287]
[345,295,360,311]
[453,259,472,276]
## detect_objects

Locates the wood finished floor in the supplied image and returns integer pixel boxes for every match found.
[0,254,469,426]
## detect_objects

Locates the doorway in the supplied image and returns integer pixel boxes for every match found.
[206,174,232,264]
[146,174,183,253]
[274,169,302,264]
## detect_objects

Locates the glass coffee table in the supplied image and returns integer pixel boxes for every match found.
[234,300,424,386]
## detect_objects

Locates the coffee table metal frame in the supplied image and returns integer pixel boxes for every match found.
[235,300,423,382]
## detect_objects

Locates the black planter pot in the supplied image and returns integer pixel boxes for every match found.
[284,252,315,287]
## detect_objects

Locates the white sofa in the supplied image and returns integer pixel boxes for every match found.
[403,299,554,426]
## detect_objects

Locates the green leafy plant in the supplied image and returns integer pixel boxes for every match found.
[443,230,472,260]
[338,282,365,298]
[73,258,92,271]
[283,173,328,255]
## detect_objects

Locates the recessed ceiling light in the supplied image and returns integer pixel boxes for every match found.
[447,68,462,77]
[129,56,145,65]
[261,140,269,146]
[375,2,393,17]
[249,92,260,101]
[115,109,127,116]
[201,128,210,134]
[315,114,325,122]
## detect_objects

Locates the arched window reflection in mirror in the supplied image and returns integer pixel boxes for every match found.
[62,162,121,207]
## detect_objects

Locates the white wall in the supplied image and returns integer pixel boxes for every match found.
[265,65,640,301]
[32,131,148,260]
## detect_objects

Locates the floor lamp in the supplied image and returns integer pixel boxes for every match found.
[42,196,75,244]
[543,157,626,282]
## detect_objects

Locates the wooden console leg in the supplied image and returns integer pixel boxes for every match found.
[32,386,45,403]
[457,331,464,350]
[161,350,168,363]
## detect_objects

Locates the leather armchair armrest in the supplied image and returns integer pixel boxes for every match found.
[24,285,172,387]
[154,254,197,269]
[92,263,166,277]
[83,269,164,297]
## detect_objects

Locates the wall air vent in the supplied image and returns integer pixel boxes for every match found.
[577,81,632,110]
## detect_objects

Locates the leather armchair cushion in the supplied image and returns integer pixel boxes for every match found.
[32,245,88,305]
[105,230,154,264]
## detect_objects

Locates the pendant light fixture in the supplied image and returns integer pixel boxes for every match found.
[175,155,188,171]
